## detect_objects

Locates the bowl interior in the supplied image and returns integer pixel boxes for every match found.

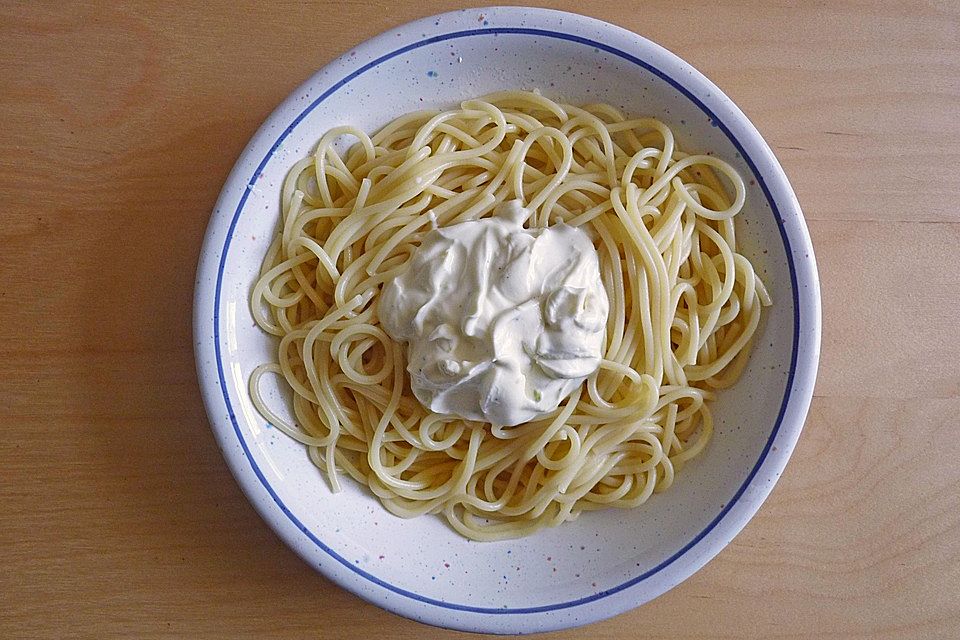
[211,25,796,611]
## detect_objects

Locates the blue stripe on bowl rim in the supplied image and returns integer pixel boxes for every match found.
[211,27,800,615]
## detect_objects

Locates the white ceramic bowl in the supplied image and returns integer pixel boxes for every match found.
[194,7,820,634]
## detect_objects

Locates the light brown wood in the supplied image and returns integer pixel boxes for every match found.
[2,1,959,638]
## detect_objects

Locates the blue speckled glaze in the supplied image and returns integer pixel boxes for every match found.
[210,27,801,616]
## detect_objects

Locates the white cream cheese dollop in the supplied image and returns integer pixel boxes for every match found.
[379,201,609,427]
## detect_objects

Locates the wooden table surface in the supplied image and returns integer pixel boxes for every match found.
[2,1,959,638]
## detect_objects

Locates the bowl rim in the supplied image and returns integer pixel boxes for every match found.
[193,6,821,633]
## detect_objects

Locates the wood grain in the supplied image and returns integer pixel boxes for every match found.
[2,1,959,638]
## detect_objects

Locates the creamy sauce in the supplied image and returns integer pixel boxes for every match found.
[380,201,609,426]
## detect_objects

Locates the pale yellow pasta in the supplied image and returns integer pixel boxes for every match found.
[249,91,771,541]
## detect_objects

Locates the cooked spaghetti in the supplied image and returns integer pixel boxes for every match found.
[249,90,771,541]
